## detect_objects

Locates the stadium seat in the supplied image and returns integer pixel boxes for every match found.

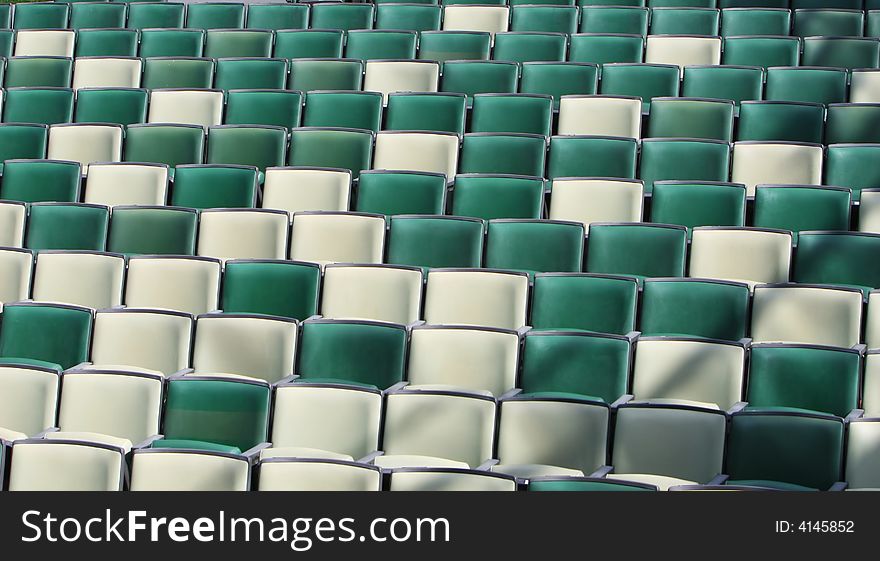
[141,57,214,88]
[385,215,485,269]
[289,211,385,265]
[127,2,186,30]
[471,94,553,137]
[484,219,585,274]
[221,259,320,321]
[288,128,373,179]
[304,91,382,133]
[492,32,568,63]
[384,92,467,135]
[207,125,287,173]
[124,123,206,173]
[753,185,852,241]
[793,8,865,36]
[651,8,721,35]
[186,2,247,30]
[130,448,251,491]
[0,247,33,308]
[0,202,27,248]
[7,440,125,491]
[372,131,459,178]
[25,202,109,252]
[75,29,138,58]
[510,5,578,34]
[530,272,638,334]
[548,178,643,227]
[451,174,543,220]
[32,251,124,310]
[844,419,880,490]
[825,103,880,144]
[139,30,206,58]
[14,30,75,57]
[722,36,801,68]
[310,2,375,32]
[197,209,289,262]
[720,7,791,36]
[320,264,423,325]
[558,95,642,138]
[89,308,193,376]
[170,164,259,209]
[519,62,599,110]
[737,101,825,144]
[2,87,74,126]
[0,301,92,370]
[825,144,880,201]
[640,277,751,341]
[795,231,880,292]
[204,29,274,58]
[850,68,880,102]
[568,33,645,65]
[689,227,793,286]
[258,458,382,491]
[802,37,880,69]
[644,35,722,69]
[275,30,345,59]
[646,97,735,141]
[579,6,650,35]
[0,159,80,203]
[346,30,419,60]
[586,223,688,279]
[5,57,73,88]
[417,30,492,62]
[72,57,142,90]
[13,2,69,30]
[148,89,224,128]
[639,138,731,193]
[650,181,747,233]
[765,66,848,105]
[74,88,149,126]
[423,269,528,330]
[356,170,447,215]
[600,63,681,111]
[681,65,764,109]
[0,362,59,441]
[459,133,546,177]
[442,5,509,36]
[441,60,518,106]
[388,468,517,491]
[262,166,352,214]
[246,3,309,30]
[731,141,824,196]
[376,4,441,32]
[107,206,199,256]
[225,89,303,130]
[124,255,221,315]
[547,135,639,179]
[861,189,880,233]
[529,477,658,491]
[214,57,288,90]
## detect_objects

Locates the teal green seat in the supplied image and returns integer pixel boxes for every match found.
[127,2,186,30]
[720,0,788,8]
[825,144,880,201]
[650,0,717,6]
[451,174,544,220]
[0,123,48,168]
[246,3,309,31]
[69,2,127,30]
[141,58,214,89]
[529,477,657,491]
[639,138,731,194]
[376,4,441,32]
[139,30,205,58]
[650,8,720,35]
[185,2,246,30]
[74,88,149,126]
[569,33,645,64]
[600,63,680,111]
[737,101,825,144]
[795,231,880,291]
[640,277,750,340]
[5,57,72,88]
[274,30,345,59]
[207,125,287,175]
[356,170,446,216]
[386,215,485,269]
[13,2,69,29]
[720,8,791,36]
[510,5,579,34]
[221,259,320,320]
[803,37,880,69]
[0,159,81,203]
[870,10,880,37]
[288,59,363,92]
[0,357,61,371]
[204,29,274,58]
[548,135,638,180]
[225,90,303,130]
[765,66,848,105]
[0,303,92,370]
[579,6,649,35]
[75,29,138,57]
[682,65,764,110]
[0,4,10,29]
[304,91,383,133]
[171,164,258,209]
[0,29,12,58]
[647,97,735,141]
[3,87,74,126]
[150,439,241,454]
[580,0,646,6]
[310,2,375,32]
[793,8,865,37]
[460,133,547,177]
[471,94,553,136]
[754,185,852,243]
[418,31,492,62]
[385,92,467,135]
[722,36,801,68]
[586,223,688,279]
[440,60,519,107]
[124,124,205,173]
[297,319,408,390]
[288,127,373,179]
[107,206,198,256]
[25,202,108,252]
[651,181,746,235]
[485,219,585,274]
[519,62,599,110]
[531,272,639,334]
[723,479,818,491]
[793,0,863,8]
[492,32,568,63]
[215,57,288,90]
[825,104,880,144]
[345,30,418,60]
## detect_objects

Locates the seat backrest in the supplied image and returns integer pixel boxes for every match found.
[91,308,193,376]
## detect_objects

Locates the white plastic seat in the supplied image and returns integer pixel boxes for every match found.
[689,227,793,287]
[197,209,289,262]
[32,250,125,309]
[289,211,386,265]
[0,247,32,310]
[557,95,642,138]
[130,449,250,491]
[262,167,352,214]
[424,269,529,330]
[845,419,880,490]
[47,124,123,176]
[124,256,222,315]
[850,69,880,103]
[14,30,75,57]
[0,201,27,247]
[645,35,722,70]
[364,60,440,103]
[90,308,193,376]
[258,459,382,491]
[73,57,143,90]
[859,189,880,234]
[321,264,423,325]
[861,352,880,416]
[731,141,824,197]
[549,178,644,227]
[442,6,509,35]
[84,163,169,206]
[389,468,517,491]
[0,364,59,441]
[148,89,225,128]
[8,439,125,491]
[373,131,459,179]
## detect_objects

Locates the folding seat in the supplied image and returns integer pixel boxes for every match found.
[363,62,440,112]
[47,123,123,176]
[650,8,721,35]
[125,255,221,315]
[356,170,446,215]
[650,0,717,6]
[861,189,880,233]
[0,302,92,369]
[442,5,509,36]
[310,2,375,32]
[471,94,553,137]
[204,29,273,58]
[222,259,320,321]
[794,231,880,292]
[580,0,645,5]
[25,202,109,252]
[107,206,198,256]
[529,477,658,491]
[423,269,529,330]
[720,8,792,36]
[126,2,186,30]
[440,60,518,106]
[844,419,880,490]
[737,101,825,144]
[170,164,258,210]
[191,313,297,384]
[579,7,649,35]
[2,87,74,126]
[206,125,287,175]
[289,211,385,265]
[599,63,681,111]
[644,35,722,69]
[14,30,74,58]
[288,59,363,92]
[288,128,373,179]
[246,3,309,31]
[0,125,49,170]
[75,87,148,127]
[346,30,419,60]
[451,174,543,220]
[639,138,731,194]
[485,219,585,274]
[130,448,252,491]
[384,92,467,135]
[75,29,139,58]
[12,2,69,30]
[519,330,633,402]
[7,440,125,491]
[568,33,645,65]
[257,458,382,491]
[297,318,407,389]
[386,215,485,269]
[0,247,33,308]
[870,304,880,350]
[689,227,793,286]
[0,29,11,58]
[375,388,496,469]
[765,67,848,105]
[547,135,639,179]
[417,31,492,62]
[803,37,880,70]
[320,264,423,325]
[558,95,639,139]
[492,32,568,63]
[0,362,59,442]
[274,30,345,59]
[376,4,441,31]
[32,250,124,310]
[185,2,246,30]
[214,57,288,91]
[69,3,127,31]
[650,181,747,233]
[826,144,880,201]
[139,29,206,58]
[631,336,747,408]
[548,178,642,229]
[5,57,73,88]
[751,284,862,347]
[793,8,865,37]
[753,185,851,242]
[141,58,214,89]
[586,223,688,279]
[730,142,824,197]
[510,5,578,34]
[197,209,289,262]
[262,167,351,214]
[459,133,546,177]
[72,57,142,90]
[372,131,459,179]
[0,4,9,29]
[871,10,880,37]
[825,104,880,144]
[640,277,750,341]
[388,468,517,491]
[647,97,735,141]
[124,123,206,173]
[148,89,225,128]
[0,201,27,248]
[721,36,801,68]
[89,308,193,376]
[225,90,302,131]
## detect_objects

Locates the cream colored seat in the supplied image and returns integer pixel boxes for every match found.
[424,269,529,330]
[73,57,142,89]
[645,35,722,70]
[148,89,225,128]
[262,167,352,214]
[32,251,125,309]
[859,189,880,234]
[130,449,250,491]
[689,227,793,287]
[90,308,193,376]
[731,141,824,197]
[631,337,747,410]
[0,247,33,310]
[407,325,519,397]
[549,178,644,227]
[258,459,382,491]
[557,95,642,138]
[389,468,518,491]
[84,162,169,206]
[868,292,880,350]
[0,201,27,247]
[14,30,75,57]
[125,256,222,315]
[861,352,880,415]
[8,439,125,491]
[197,209,289,262]
[372,131,459,179]
[494,395,609,478]
[192,313,298,384]
[47,123,124,176]
[321,264,423,325]
[751,284,863,348]
[849,69,880,103]
[845,419,880,490]
[442,5,509,35]
[289,211,386,265]
[0,364,59,442]
[364,61,440,103]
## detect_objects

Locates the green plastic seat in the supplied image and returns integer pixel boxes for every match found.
[5,57,72,88]
[75,29,138,57]
[651,8,720,35]
[650,0,716,6]
[647,97,735,141]
[221,259,321,320]
[460,133,547,177]
[356,170,446,215]
[384,92,467,135]
[471,94,553,136]
[765,66,848,105]
[13,2,69,30]
[246,3,310,31]
[0,159,81,203]
[417,31,491,62]
[124,123,205,173]
[792,0,862,8]
[531,272,639,334]
[206,125,287,173]
[754,185,852,242]
[0,4,10,29]
[548,135,638,180]
[451,173,544,220]
[69,3,127,30]
[586,223,688,279]
[139,29,205,58]
[288,59,363,92]
[529,477,657,491]
[214,57,288,90]
[288,127,373,179]
[520,331,633,402]
[345,30,418,60]
[485,219,585,274]
[274,30,345,59]
[0,303,92,370]
[141,57,214,89]
[519,62,599,110]
[720,0,788,7]
[376,4,441,31]
[127,3,186,30]
[826,104,880,144]
[793,8,865,37]
[204,29,274,58]
[107,206,198,256]
[185,2,246,30]
[826,144,880,201]
[0,123,49,169]
[0,29,12,58]
[225,89,303,130]
[440,60,519,107]
[510,5,579,34]
[170,164,258,210]
[600,63,681,113]
[304,91,383,132]
[579,7,649,35]
[722,36,801,68]
[650,181,747,233]
[580,0,646,6]
[737,101,825,144]
[297,319,408,389]
[492,32,568,63]
[795,231,880,291]
[639,138,731,194]
[720,8,791,36]
[386,215,485,269]
[641,277,750,340]
[74,88,149,126]
[25,202,109,252]
[568,33,645,64]
[310,2,375,32]
[802,37,880,70]
[3,87,74,125]
[681,65,763,110]
[870,10,880,37]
